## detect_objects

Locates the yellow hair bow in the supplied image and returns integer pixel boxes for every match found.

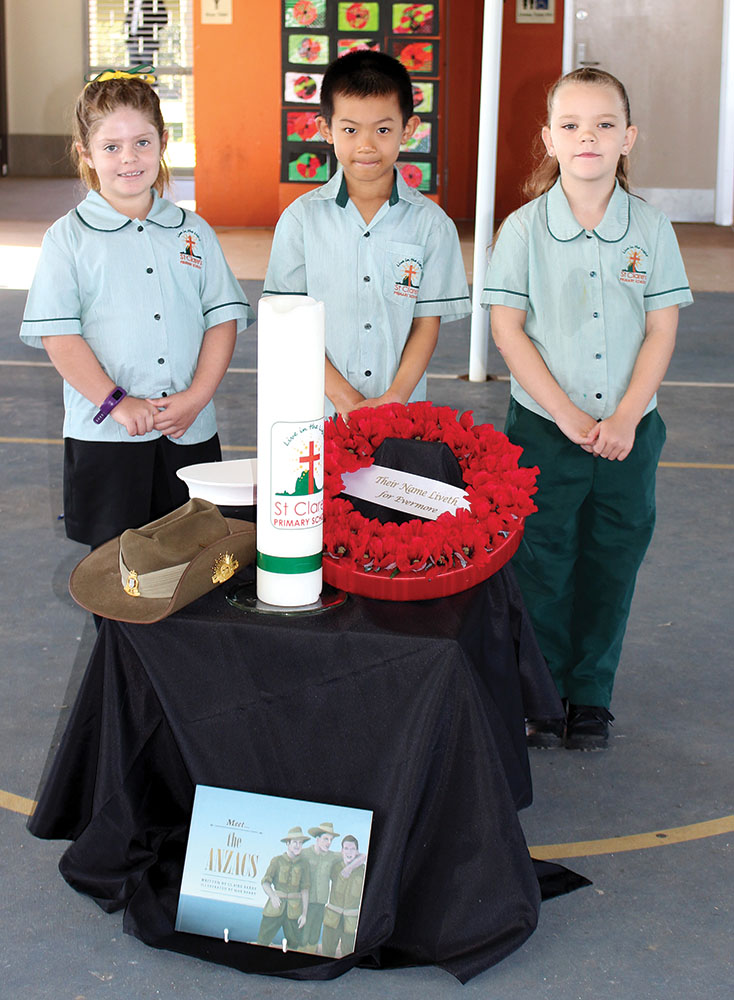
[85,64,156,87]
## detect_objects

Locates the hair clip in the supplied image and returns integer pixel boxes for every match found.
[85,64,157,87]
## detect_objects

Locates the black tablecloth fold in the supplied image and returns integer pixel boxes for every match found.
[30,566,581,982]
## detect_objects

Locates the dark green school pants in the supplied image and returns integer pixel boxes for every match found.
[505,399,666,708]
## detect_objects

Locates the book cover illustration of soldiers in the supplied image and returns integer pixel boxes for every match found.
[175,785,372,957]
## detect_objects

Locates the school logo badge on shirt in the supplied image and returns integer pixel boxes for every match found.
[178,229,203,269]
[619,245,648,285]
[392,257,423,300]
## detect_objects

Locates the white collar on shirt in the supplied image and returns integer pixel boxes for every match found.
[545,177,631,244]
[75,188,186,232]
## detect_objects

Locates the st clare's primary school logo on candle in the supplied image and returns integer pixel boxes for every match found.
[270,420,324,529]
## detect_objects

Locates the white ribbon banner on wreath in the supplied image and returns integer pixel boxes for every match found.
[340,464,470,521]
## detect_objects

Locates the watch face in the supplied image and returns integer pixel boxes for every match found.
[112,389,125,401]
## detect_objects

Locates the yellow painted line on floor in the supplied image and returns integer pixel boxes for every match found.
[0,359,54,367]
[0,788,36,817]
[0,435,63,445]
[529,814,734,860]
[659,461,734,469]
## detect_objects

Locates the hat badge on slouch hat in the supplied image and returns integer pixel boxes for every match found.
[211,552,241,585]
[69,498,256,624]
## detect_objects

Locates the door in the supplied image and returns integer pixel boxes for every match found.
[566,0,724,221]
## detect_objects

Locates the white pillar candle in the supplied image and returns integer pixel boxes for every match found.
[256,295,325,606]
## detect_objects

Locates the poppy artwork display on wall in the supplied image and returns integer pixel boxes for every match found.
[285,109,323,143]
[411,80,434,113]
[398,160,431,191]
[285,0,327,29]
[284,71,324,103]
[281,0,441,191]
[392,3,435,34]
[400,121,431,154]
[337,2,380,31]
[288,33,331,64]
[287,150,333,182]
[391,38,437,73]
[337,37,381,56]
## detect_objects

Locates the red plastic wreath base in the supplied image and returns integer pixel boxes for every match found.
[322,521,524,602]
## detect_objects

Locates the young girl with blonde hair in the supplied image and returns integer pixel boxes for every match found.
[21,69,252,548]
[482,68,692,749]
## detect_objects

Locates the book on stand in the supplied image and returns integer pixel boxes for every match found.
[176,785,372,958]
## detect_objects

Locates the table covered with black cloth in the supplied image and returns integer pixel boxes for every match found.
[30,565,573,983]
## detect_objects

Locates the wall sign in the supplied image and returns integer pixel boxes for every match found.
[516,0,555,24]
[201,0,233,25]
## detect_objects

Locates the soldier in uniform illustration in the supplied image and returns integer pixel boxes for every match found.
[321,835,366,958]
[256,826,311,949]
[300,821,338,952]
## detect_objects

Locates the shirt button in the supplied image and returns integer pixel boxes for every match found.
[158,357,165,365]
[590,271,596,277]
[364,323,372,330]
[154,313,161,320]
[595,353,602,359]
[363,275,371,282]
[596,392,602,399]
[146,267,153,274]
[364,370,372,377]
[586,233,593,239]
[161,391,167,397]
[137,225,144,232]
[364,231,370,237]
[593,312,599,318]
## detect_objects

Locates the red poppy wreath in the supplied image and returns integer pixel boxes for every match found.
[322,402,539,601]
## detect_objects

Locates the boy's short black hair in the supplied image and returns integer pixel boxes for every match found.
[319,51,415,126]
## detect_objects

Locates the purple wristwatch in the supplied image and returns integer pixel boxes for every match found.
[93,386,127,424]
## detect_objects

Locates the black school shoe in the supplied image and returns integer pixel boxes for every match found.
[526,702,567,749]
[565,704,614,750]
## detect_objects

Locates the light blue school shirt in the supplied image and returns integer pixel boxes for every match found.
[263,168,471,416]
[20,189,253,444]
[481,179,693,422]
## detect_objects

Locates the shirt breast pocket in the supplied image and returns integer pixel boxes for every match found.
[383,241,425,306]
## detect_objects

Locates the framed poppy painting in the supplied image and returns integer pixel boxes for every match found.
[287,150,333,182]
[285,109,323,143]
[288,34,331,64]
[285,0,327,29]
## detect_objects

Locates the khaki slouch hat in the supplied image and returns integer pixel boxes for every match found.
[69,498,256,623]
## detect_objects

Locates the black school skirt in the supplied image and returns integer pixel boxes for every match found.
[63,433,222,549]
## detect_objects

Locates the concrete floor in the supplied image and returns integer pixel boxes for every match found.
[1,178,733,999]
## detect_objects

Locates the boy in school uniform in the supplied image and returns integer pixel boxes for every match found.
[264,50,470,418]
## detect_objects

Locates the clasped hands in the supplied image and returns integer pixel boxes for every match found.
[111,388,204,439]
[557,406,637,462]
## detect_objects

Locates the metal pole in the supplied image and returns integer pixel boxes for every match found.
[715,0,734,226]
[468,0,503,382]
